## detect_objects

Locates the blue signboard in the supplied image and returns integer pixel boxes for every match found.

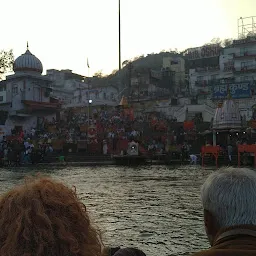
[212,83,251,99]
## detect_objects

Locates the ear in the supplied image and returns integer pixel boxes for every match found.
[204,209,219,246]
[204,209,212,231]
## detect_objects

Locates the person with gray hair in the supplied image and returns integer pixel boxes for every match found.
[192,167,256,256]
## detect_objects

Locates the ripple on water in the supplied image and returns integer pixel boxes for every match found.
[0,165,213,256]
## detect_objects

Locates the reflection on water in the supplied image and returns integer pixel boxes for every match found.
[0,165,213,256]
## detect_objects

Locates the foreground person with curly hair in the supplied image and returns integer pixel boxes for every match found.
[0,176,103,256]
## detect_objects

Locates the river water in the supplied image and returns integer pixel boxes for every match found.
[0,165,213,256]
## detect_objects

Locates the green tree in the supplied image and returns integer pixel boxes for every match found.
[222,38,233,47]
[0,50,14,80]
[93,70,103,78]
[111,69,118,75]
[122,60,130,67]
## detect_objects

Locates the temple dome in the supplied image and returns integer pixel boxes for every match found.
[13,44,43,74]
[212,99,242,130]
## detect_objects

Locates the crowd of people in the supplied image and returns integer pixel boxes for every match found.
[0,167,254,255]
[0,134,54,166]
[0,106,196,165]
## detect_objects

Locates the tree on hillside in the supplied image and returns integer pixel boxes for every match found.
[93,70,103,78]
[222,38,233,47]
[111,69,118,75]
[122,60,130,67]
[0,50,14,80]
[210,38,222,44]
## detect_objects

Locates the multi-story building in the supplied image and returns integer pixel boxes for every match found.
[130,70,172,102]
[46,69,119,107]
[186,43,222,103]
[212,36,256,119]
[162,56,186,94]
[45,69,88,104]
[187,35,256,120]
[0,45,59,135]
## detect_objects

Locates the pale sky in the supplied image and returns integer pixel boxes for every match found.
[1,0,255,76]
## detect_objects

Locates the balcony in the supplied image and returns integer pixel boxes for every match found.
[233,36,256,47]
[234,65,256,74]
[234,50,256,59]
[22,100,61,110]
[195,66,220,73]
[223,66,235,72]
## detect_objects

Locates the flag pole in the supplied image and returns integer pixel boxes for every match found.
[87,58,90,78]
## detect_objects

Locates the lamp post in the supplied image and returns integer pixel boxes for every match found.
[137,72,141,102]
[88,99,92,124]
[119,0,121,71]
[87,99,92,154]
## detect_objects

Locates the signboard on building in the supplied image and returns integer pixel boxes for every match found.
[186,44,221,60]
[233,36,256,45]
[212,83,251,99]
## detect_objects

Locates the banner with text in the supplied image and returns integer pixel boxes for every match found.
[212,83,251,99]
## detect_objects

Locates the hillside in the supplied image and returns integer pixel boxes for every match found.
[91,51,182,89]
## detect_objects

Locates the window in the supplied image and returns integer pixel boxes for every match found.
[247,61,253,67]
[241,61,253,69]
[12,87,18,95]
[211,75,217,80]
[197,76,204,81]
[0,96,3,102]
[240,47,248,55]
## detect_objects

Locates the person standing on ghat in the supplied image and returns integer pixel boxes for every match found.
[192,167,256,256]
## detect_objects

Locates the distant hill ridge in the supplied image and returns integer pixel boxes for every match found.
[91,51,182,89]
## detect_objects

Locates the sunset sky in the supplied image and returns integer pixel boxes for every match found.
[1,0,255,76]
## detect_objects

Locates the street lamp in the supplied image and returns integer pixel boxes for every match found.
[88,99,92,123]
[87,99,93,154]
[119,0,121,71]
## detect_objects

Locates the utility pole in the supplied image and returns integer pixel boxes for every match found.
[128,62,132,99]
[137,73,140,102]
[119,0,121,71]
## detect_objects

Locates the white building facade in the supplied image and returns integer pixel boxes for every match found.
[0,46,59,136]
[187,38,256,121]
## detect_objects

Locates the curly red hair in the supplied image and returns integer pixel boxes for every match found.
[0,176,103,256]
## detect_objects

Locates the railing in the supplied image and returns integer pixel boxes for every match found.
[234,65,256,72]
[195,79,235,87]
[234,50,256,57]
[195,66,220,72]
[223,65,235,72]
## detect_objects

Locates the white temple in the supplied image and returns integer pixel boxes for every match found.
[212,99,242,130]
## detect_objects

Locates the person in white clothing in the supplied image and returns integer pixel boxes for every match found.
[103,140,108,155]
[190,154,197,165]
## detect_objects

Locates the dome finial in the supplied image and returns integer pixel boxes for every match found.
[27,41,29,50]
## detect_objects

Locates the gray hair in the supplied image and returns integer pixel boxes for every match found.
[201,167,256,228]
